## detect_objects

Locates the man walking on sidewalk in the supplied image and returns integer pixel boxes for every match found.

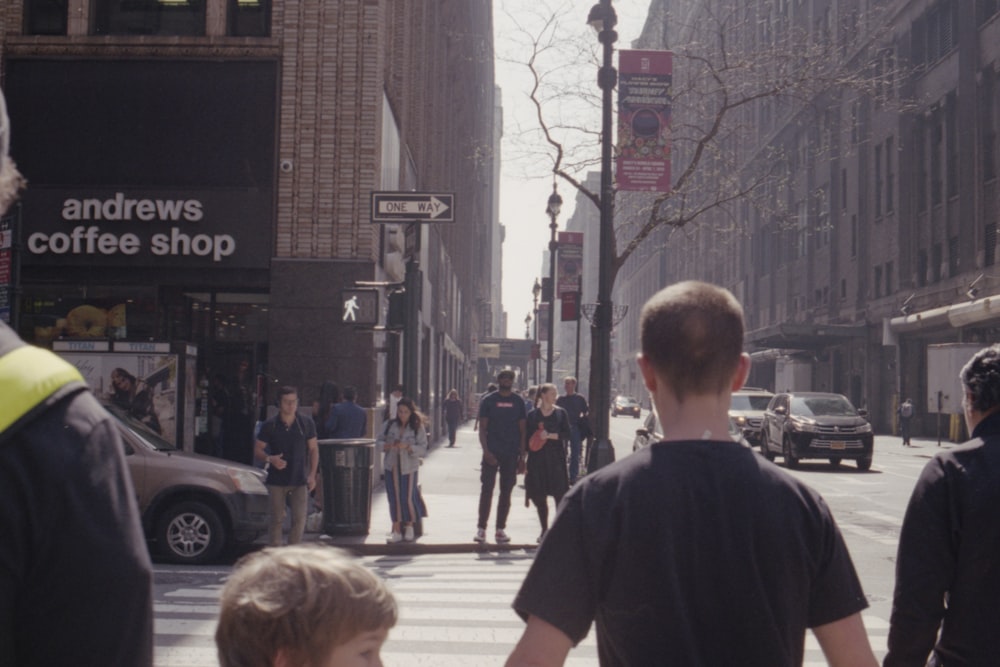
[556,377,589,483]
[474,369,526,544]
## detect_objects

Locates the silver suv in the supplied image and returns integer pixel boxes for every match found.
[729,387,774,446]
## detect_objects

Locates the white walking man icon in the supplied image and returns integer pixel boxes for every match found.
[343,295,359,321]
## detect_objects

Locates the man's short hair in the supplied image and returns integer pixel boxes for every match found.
[216,545,397,667]
[277,385,298,402]
[343,386,357,402]
[961,344,1000,413]
[640,281,744,402]
[564,377,576,385]
[497,369,515,380]
[0,90,27,216]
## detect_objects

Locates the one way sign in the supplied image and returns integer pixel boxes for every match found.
[370,192,455,223]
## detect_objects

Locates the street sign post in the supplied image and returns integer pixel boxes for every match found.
[370,192,455,223]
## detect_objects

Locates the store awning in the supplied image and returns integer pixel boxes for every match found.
[888,294,1000,333]
[745,322,868,349]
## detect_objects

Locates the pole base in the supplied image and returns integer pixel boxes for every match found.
[588,437,616,473]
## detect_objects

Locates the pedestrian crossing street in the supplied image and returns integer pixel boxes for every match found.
[154,552,889,666]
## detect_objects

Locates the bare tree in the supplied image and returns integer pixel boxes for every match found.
[501,0,912,285]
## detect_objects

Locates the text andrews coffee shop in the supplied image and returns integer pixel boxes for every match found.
[2,58,383,464]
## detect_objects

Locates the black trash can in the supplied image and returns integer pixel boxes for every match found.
[318,438,375,536]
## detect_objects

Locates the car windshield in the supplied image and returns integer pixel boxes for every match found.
[790,395,858,417]
[617,397,638,406]
[731,395,772,411]
[102,401,178,451]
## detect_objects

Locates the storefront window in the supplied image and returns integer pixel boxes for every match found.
[19,286,157,347]
[91,0,206,36]
[228,0,270,36]
[26,0,68,35]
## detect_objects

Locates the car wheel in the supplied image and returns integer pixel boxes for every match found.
[634,414,640,419]
[759,439,775,462]
[856,457,872,472]
[782,436,799,469]
[156,500,226,565]
[829,457,842,466]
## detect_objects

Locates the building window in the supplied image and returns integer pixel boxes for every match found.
[851,214,857,258]
[886,261,894,294]
[91,0,206,36]
[986,224,998,267]
[228,0,270,36]
[841,278,847,299]
[875,143,883,218]
[26,0,68,34]
[915,124,928,213]
[841,168,848,210]
[874,266,883,298]
[932,243,943,282]
[931,111,943,206]
[946,95,958,198]
[948,236,959,277]
[918,249,928,287]
[886,136,895,213]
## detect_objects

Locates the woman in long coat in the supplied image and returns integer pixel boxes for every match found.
[524,383,570,542]
[377,397,428,543]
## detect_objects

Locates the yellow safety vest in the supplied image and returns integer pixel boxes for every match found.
[0,345,87,436]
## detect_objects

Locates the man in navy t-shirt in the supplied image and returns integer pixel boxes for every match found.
[475,369,526,544]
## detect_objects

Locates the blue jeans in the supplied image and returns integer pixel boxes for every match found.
[568,425,582,481]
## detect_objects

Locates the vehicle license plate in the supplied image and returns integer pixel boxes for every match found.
[830,441,846,450]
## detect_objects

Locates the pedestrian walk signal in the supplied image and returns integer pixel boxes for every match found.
[340,289,378,326]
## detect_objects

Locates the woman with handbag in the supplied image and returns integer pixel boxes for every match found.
[378,397,428,543]
[524,383,571,542]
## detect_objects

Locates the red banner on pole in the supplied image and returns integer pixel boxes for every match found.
[617,50,672,193]
[556,231,583,300]
[561,291,579,322]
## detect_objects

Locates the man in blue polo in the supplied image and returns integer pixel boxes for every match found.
[475,369,526,544]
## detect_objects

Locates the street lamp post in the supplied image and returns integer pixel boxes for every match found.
[587,0,617,472]
[545,185,562,383]
[524,312,532,339]
[532,278,541,385]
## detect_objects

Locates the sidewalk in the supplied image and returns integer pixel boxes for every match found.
[313,421,545,556]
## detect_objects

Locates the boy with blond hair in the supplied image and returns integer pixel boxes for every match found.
[216,545,397,667]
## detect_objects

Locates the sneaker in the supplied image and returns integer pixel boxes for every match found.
[403,525,415,542]
[473,528,486,543]
[386,531,403,544]
[495,529,511,544]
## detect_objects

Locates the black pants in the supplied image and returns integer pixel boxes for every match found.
[447,419,458,445]
[477,451,518,530]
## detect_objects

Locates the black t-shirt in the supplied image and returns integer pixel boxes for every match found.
[0,390,153,666]
[479,390,526,456]
[258,414,317,486]
[556,393,589,427]
[513,440,868,666]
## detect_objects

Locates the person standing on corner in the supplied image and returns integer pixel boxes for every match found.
[443,388,464,447]
[556,376,589,483]
[525,383,570,542]
[0,88,153,666]
[255,386,318,546]
[507,281,876,667]
[385,384,404,421]
[897,397,914,446]
[378,397,429,543]
[475,370,526,544]
[885,345,1000,666]
[326,385,367,439]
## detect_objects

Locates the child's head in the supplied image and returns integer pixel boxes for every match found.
[216,545,397,667]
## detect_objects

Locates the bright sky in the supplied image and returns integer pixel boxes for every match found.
[494,0,651,339]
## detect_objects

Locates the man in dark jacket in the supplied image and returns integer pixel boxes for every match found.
[326,385,367,438]
[886,344,1000,666]
[0,90,153,667]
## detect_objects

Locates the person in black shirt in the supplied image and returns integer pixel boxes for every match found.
[886,344,1000,666]
[507,281,876,667]
[475,370,526,544]
[525,383,570,541]
[555,377,589,482]
[255,385,318,546]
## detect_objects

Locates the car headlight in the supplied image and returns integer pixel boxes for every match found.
[734,416,747,426]
[227,467,269,494]
[791,418,817,433]
[857,422,873,434]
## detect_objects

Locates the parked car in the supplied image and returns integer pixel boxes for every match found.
[612,395,642,418]
[728,387,773,446]
[760,392,874,470]
[104,401,271,564]
[632,411,746,451]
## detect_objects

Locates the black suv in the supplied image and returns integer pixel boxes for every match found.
[729,387,773,446]
[760,392,874,470]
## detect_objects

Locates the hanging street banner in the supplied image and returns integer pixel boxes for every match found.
[556,231,583,321]
[370,192,455,223]
[617,50,673,193]
[537,302,550,341]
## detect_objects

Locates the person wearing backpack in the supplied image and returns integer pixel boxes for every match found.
[898,398,914,446]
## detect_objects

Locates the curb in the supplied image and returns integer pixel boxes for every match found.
[315,539,539,557]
